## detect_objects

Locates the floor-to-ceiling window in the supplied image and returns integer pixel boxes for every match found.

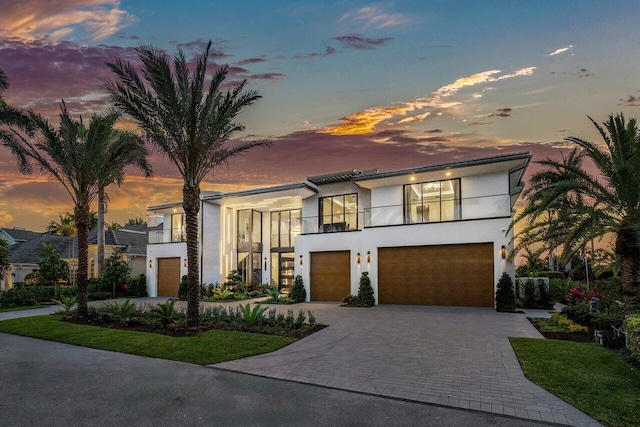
[237,209,262,286]
[270,209,300,290]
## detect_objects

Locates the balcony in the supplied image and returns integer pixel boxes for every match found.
[364,194,511,227]
[148,228,186,244]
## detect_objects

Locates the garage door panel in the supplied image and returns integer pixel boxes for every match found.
[157,257,181,297]
[378,243,494,307]
[310,251,350,301]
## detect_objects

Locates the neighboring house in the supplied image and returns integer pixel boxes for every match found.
[146,152,530,307]
[0,227,42,246]
[4,234,75,290]
[86,227,148,278]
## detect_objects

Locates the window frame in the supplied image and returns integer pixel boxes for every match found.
[403,178,461,224]
[318,193,358,232]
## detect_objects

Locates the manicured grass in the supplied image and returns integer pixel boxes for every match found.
[0,304,46,313]
[0,315,296,365]
[511,338,640,427]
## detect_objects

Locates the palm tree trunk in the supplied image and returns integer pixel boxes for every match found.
[97,187,105,275]
[617,225,640,314]
[183,184,201,325]
[75,204,90,318]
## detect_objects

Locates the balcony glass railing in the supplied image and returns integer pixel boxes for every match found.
[148,228,186,244]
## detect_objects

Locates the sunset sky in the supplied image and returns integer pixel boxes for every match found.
[1,0,639,232]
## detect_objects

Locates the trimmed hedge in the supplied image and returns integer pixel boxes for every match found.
[624,314,640,363]
[0,285,77,307]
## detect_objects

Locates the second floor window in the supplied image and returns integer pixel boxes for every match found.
[171,213,185,242]
[271,209,301,248]
[319,194,358,232]
[404,179,461,224]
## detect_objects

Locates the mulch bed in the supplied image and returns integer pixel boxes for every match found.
[528,318,593,343]
[64,317,326,338]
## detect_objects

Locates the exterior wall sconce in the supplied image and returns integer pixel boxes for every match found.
[184,259,188,267]
[356,252,361,264]
[149,260,153,269]
[264,257,267,271]
[299,255,303,265]
[366,251,371,263]
[501,245,507,259]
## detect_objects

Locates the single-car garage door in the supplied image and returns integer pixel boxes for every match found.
[157,257,181,297]
[310,251,350,301]
[378,243,494,307]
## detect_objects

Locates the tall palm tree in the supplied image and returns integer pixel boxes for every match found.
[514,113,640,313]
[3,103,133,317]
[0,68,32,144]
[105,41,270,325]
[95,117,152,274]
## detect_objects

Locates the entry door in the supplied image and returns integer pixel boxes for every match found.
[157,257,181,297]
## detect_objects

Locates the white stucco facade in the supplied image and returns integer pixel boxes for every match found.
[145,152,530,306]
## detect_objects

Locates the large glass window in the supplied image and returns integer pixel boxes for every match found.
[404,179,460,224]
[171,213,185,242]
[270,209,301,248]
[237,209,262,286]
[319,194,358,232]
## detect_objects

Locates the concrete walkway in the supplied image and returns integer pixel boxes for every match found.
[214,303,600,426]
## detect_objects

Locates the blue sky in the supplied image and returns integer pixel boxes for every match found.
[1,1,639,230]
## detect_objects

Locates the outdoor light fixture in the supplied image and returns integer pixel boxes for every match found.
[366,251,371,263]
[149,260,153,269]
[184,259,187,267]
[356,252,361,264]
[264,257,267,271]
[501,245,507,259]
[299,255,303,265]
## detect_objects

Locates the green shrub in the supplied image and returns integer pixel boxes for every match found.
[53,295,77,314]
[591,301,625,329]
[88,291,113,301]
[100,248,131,291]
[549,278,573,303]
[0,286,58,306]
[624,314,640,363]
[495,272,516,312]
[289,275,306,303]
[523,278,537,308]
[356,272,375,307]
[129,274,148,297]
[238,303,267,327]
[591,278,622,308]
[536,270,565,280]
[537,279,551,308]
[178,275,188,300]
[561,302,594,326]
[151,300,177,328]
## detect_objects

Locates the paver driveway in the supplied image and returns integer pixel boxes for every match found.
[214,303,600,426]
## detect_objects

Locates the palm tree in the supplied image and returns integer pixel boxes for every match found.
[0,68,32,145]
[105,41,270,325]
[3,103,132,317]
[514,113,640,313]
[46,211,100,236]
[95,118,152,274]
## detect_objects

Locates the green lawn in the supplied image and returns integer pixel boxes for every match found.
[0,315,296,365]
[511,338,640,427]
[0,304,46,313]
[528,317,568,332]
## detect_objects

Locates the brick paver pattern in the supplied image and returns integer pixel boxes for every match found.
[214,303,601,426]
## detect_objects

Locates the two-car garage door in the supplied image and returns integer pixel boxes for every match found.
[378,243,494,307]
[309,243,495,307]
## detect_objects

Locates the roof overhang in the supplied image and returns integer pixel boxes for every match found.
[354,152,531,191]
[203,181,318,211]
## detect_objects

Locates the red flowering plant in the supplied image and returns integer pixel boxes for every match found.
[565,286,586,305]
[118,283,131,293]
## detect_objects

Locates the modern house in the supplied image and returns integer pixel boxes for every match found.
[146,151,530,307]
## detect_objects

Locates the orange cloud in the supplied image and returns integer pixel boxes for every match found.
[0,0,137,42]
[322,67,536,135]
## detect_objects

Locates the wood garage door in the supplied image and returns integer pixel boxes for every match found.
[310,251,350,301]
[378,243,494,307]
[157,257,181,297]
